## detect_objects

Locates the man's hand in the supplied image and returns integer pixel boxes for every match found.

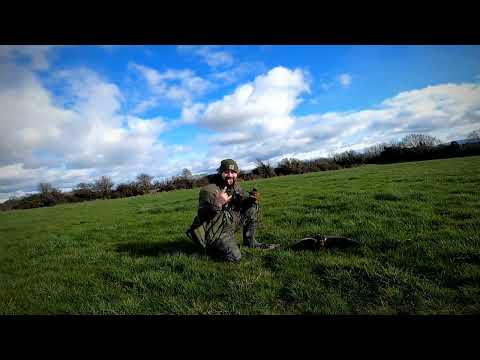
[215,186,232,207]
[249,189,261,202]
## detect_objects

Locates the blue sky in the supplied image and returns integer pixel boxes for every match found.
[1,45,479,202]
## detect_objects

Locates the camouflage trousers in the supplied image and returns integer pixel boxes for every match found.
[205,203,259,262]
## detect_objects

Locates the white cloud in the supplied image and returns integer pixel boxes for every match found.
[198,82,480,171]
[318,73,352,91]
[180,103,206,124]
[0,62,78,167]
[177,45,234,68]
[132,98,159,114]
[338,73,352,87]
[321,83,331,91]
[55,67,123,118]
[0,45,56,70]
[0,62,174,201]
[171,145,193,154]
[0,162,96,200]
[208,132,252,145]
[2,52,480,204]
[210,62,266,85]
[129,62,212,106]
[201,66,310,135]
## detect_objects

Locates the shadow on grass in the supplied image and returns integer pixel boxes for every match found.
[116,239,199,257]
[374,193,401,201]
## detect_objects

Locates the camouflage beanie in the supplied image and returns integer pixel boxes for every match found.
[218,159,239,173]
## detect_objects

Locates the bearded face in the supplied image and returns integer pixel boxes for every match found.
[221,169,238,187]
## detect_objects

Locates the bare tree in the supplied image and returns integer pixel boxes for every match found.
[400,134,441,149]
[254,159,276,178]
[181,168,193,179]
[38,182,53,195]
[467,128,480,140]
[277,158,305,175]
[136,173,154,193]
[75,182,94,191]
[94,176,114,199]
[333,150,363,167]
[74,182,97,200]
[364,143,388,160]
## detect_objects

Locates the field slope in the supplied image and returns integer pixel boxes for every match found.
[1,156,479,314]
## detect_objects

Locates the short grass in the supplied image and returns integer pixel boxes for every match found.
[1,156,479,314]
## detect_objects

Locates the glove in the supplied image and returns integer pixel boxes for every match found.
[249,188,261,202]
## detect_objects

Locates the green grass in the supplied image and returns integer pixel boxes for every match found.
[1,156,479,314]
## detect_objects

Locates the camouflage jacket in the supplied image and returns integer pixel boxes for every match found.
[197,175,248,223]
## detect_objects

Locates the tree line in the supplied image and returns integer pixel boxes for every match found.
[2,131,479,211]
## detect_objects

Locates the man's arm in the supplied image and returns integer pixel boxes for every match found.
[234,185,260,206]
[198,185,231,222]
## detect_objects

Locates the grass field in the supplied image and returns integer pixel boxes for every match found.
[1,156,479,314]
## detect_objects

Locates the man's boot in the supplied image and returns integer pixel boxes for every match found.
[243,225,280,250]
[242,205,279,250]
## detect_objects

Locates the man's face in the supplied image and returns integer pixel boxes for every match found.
[221,169,237,187]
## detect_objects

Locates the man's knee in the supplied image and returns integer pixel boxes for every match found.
[209,247,241,262]
[225,248,242,262]
[207,237,242,262]
[219,240,241,262]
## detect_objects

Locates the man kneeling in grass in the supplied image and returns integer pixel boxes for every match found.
[187,159,279,262]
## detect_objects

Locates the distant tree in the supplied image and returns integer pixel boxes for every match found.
[116,182,142,197]
[400,134,441,149]
[363,143,389,161]
[467,128,480,140]
[169,169,194,190]
[253,160,276,178]
[304,158,339,172]
[192,175,209,188]
[94,176,114,199]
[38,182,54,195]
[36,182,65,206]
[276,158,305,175]
[332,150,364,167]
[181,168,193,179]
[136,173,154,193]
[76,182,91,190]
[73,182,97,200]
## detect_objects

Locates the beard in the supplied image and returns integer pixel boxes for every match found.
[222,175,236,187]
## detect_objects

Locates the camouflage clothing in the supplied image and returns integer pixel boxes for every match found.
[217,159,239,173]
[187,174,259,262]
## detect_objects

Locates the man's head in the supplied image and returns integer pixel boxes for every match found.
[218,159,239,187]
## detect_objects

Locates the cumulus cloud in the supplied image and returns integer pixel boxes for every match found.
[63,114,167,171]
[132,98,159,114]
[318,73,352,91]
[200,82,480,172]
[321,83,331,91]
[0,62,78,167]
[129,62,212,106]
[180,103,206,124]
[208,132,252,145]
[338,73,352,87]
[0,62,172,201]
[2,53,479,203]
[171,145,193,154]
[201,66,310,135]
[210,62,266,85]
[177,45,234,68]
[0,45,55,70]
